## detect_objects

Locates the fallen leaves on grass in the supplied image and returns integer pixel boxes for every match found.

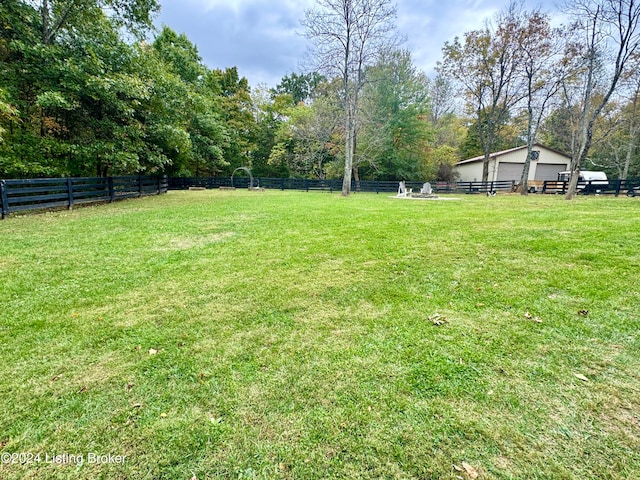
[463,462,479,479]
[148,348,158,355]
[454,462,479,479]
[429,313,447,326]
[578,309,589,316]
[574,373,589,382]
[524,312,542,323]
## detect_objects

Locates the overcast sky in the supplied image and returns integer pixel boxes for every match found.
[156,0,559,89]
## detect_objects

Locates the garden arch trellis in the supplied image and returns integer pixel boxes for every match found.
[231,167,254,188]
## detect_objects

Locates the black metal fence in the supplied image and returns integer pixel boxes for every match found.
[168,177,516,194]
[0,175,168,219]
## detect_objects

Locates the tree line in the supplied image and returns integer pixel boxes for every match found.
[1,0,639,199]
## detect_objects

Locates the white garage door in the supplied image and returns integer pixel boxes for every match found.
[497,162,523,181]
[535,163,568,181]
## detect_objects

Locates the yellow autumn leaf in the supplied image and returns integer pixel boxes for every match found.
[462,462,479,479]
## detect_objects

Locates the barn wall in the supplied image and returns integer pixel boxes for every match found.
[454,146,571,182]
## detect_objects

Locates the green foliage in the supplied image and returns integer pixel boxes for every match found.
[459,112,523,160]
[539,104,577,155]
[424,145,460,181]
[209,67,255,174]
[271,72,326,105]
[267,89,341,179]
[358,50,434,180]
[152,27,204,84]
[0,88,18,144]
[0,1,245,178]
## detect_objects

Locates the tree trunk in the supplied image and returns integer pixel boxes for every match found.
[42,0,50,44]
[352,121,359,192]
[622,137,633,181]
[352,164,360,192]
[520,154,532,195]
[622,90,638,181]
[342,102,353,196]
[482,142,491,182]
[520,100,535,195]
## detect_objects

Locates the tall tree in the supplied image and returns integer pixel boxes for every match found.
[562,0,640,199]
[302,0,402,195]
[268,87,342,179]
[211,67,255,173]
[150,28,229,177]
[515,7,569,194]
[0,0,162,177]
[439,3,526,182]
[586,81,640,179]
[357,50,432,180]
[617,78,640,180]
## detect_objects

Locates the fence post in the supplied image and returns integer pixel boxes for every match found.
[0,180,8,219]
[108,177,115,202]
[67,177,75,210]
[138,175,143,196]
[615,179,622,197]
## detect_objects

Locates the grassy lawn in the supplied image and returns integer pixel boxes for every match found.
[1,190,639,479]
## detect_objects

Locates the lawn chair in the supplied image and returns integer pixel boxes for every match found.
[397,181,412,198]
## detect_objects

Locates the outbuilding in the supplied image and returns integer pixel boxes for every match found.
[454,144,571,183]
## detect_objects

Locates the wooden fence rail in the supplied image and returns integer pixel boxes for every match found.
[542,179,640,196]
[168,177,516,194]
[0,175,168,219]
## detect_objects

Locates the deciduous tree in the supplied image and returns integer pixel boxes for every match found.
[302,0,402,195]
[439,3,526,181]
[514,7,569,194]
[562,0,640,199]
[357,50,432,181]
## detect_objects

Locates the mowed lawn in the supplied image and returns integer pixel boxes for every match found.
[1,190,639,479]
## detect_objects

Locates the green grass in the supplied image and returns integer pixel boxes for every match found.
[1,190,639,479]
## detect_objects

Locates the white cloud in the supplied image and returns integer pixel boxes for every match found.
[156,0,567,87]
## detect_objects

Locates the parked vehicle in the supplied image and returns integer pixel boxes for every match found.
[627,185,640,197]
[557,170,608,194]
